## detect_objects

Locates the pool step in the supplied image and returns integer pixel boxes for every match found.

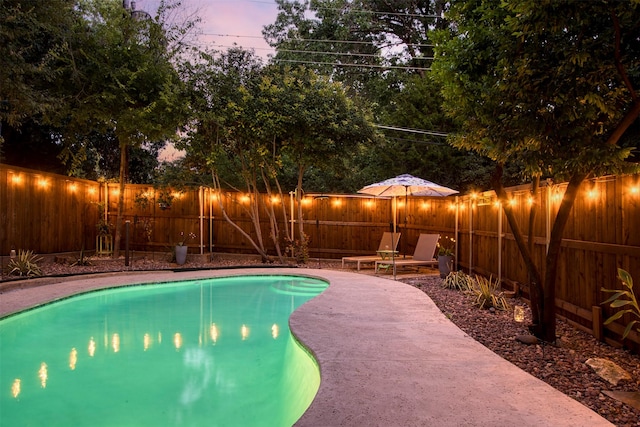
[270,280,327,296]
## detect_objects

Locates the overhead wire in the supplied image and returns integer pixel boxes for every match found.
[273,58,431,71]
[240,0,441,19]
[200,33,434,49]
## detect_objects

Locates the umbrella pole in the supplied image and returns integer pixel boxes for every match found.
[393,196,397,280]
[404,188,408,259]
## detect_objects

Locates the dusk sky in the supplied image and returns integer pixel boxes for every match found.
[138,0,281,59]
[136,0,282,160]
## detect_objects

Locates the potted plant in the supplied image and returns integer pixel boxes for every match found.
[437,236,455,278]
[175,232,196,265]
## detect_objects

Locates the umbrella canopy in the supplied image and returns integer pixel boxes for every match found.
[358,174,458,278]
[358,174,459,198]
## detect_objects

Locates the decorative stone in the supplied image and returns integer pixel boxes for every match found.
[515,334,538,345]
[585,358,632,386]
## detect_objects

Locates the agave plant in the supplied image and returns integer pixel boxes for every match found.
[468,275,510,311]
[602,268,639,339]
[442,271,474,291]
[7,250,43,277]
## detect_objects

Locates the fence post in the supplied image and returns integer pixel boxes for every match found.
[592,306,603,342]
[498,202,502,285]
[469,196,473,274]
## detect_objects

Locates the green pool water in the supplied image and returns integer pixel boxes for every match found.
[0,275,328,426]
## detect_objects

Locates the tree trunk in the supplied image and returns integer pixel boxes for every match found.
[296,164,306,245]
[112,141,127,258]
[212,172,269,262]
[491,164,543,325]
[537,172,588,342]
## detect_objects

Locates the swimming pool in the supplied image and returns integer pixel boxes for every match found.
[0,275,328,426]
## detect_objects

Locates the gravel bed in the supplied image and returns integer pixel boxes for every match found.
[3,256,639,426]
[403,275,640,427]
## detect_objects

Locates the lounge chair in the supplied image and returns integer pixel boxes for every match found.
[375,233,440,275]
[341,232,401,271]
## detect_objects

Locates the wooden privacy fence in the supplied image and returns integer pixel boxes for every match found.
[1,164,639,349]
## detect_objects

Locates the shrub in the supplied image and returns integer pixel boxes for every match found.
[285,233,309,264]
[7,250,43,277]
[442,271,474,291]
[468,275,510,311]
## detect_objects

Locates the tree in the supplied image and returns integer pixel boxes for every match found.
[50,0,191,257]
[181,44,380,261]
[272,65,381,249]
[180,47,282,262]
[432,0,640,342]
[0,0,76,129]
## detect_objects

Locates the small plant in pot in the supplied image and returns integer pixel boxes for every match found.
[174,232,196,265]
[437,236,455,278]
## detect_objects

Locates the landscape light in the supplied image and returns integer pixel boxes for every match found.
[514,305,525,323]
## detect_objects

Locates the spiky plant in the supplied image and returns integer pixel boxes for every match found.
[442,271,474,291]
[7,250,43,277]
[468,275,510,311]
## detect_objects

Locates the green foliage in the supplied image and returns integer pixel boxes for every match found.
[70,248,92,267]
[468,275,510,311]
[442,271,474,291]
[286,233,309,265]
[0,0,76,126]
[432,0,639,177]
[601,268,640,340]
[7,250,43,277]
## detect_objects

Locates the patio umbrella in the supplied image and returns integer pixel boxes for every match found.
[358,174,458,278]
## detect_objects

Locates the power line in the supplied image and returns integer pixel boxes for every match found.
[385,137,445,145]
[375,125,448,137]
[242,0,441,19]
[273,58,431,71]
[200,33,434,48]
[275,48,433,60]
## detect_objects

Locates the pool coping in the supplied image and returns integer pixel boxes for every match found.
[0,268,612,426]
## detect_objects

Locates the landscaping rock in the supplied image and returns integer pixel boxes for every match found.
[586,358,633,386]
[516,334,539,345]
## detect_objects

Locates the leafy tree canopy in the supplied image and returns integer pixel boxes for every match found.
[431,0,640,342]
